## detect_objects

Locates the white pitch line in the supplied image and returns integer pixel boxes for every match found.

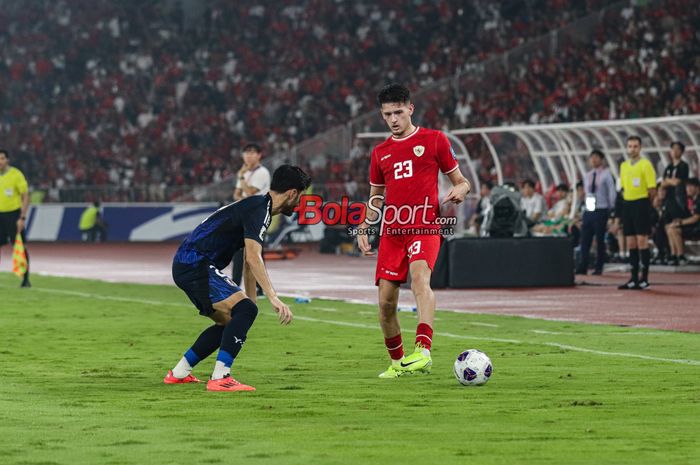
[357,310,443,321]
[541,342,700,366]
[15,285,191,308]
[293,316,373,330]
[531,329,673,336]
[296,317,700,366]
[6,285,700,367]
[469,322,499,328]
[307,306,338,312]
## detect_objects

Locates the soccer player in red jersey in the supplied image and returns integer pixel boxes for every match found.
[357,84,471,378]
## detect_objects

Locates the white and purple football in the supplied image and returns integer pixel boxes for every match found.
[453,349,493,386]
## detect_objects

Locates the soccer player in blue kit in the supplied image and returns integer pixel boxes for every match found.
[165,165,311,392]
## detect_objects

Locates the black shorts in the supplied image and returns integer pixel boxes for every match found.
[0,209,21,246]
[172,260,242,316]
[622,198,651,236]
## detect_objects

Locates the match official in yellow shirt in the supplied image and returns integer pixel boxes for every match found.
[0,149,31,287]
[618,136,656,290]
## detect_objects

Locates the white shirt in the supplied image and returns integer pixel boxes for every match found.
[521,192,546,221]
[549,198,569,219]
[236,165,271,198]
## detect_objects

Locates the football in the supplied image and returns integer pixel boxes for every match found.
[453,349,493,386]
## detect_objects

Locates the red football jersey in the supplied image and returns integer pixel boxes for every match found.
[369,126,459,228]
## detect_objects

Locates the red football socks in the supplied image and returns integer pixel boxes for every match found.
[415,323,433,350]
[384,334,404,360]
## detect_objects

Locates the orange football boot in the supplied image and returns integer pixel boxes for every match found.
[206,374,256,392]
[163,370,201,384]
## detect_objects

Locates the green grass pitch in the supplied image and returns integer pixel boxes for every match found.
[1,273,699,465]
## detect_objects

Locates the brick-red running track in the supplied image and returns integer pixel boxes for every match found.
[3,243,698,332]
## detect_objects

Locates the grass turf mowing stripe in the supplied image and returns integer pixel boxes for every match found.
[4,283,699,367]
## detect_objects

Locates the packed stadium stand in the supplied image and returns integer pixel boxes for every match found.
[3,0,624,201]
[1,0,698,202]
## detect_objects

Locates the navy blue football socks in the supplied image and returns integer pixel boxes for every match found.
[185,324,226,367]
[217,298,259,367]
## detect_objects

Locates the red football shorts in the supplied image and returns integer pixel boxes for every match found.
[375,234,442,285]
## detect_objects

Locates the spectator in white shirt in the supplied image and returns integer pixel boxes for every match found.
[233,143,271,201]
[520,179,546,225]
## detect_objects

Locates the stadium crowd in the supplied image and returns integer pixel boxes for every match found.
[332,0,700,200]
[3,0,608,200]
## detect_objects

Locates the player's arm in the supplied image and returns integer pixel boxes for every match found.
[357,185,385,256]
[442,168,471,204]
[242,259,257,304]
[17,178,29,231]
[244,238,292,324]
[359,146,385,255]
[645,161,657,199]
[435,132,470,204]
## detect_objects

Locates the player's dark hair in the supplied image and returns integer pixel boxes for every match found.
[377,83,411,106]
[522,179,536,189]
[271,165,311,193]
[687,177,700,187]
[242,143,262,154]
[627,135,642,145]
[0,148,8,158]
[556,183,569,192]
[670,141,685,153]
[483,180,494,190]
[576,181,583,189]
[590,149,604,158]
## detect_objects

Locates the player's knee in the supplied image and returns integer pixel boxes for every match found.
[232,298,258,321]
[410,273,431,294]
[378,298,397,316]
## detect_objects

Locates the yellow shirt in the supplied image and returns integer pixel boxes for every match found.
[0,167,28,212]
[620,158,656,201]
[79,206,99,230]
